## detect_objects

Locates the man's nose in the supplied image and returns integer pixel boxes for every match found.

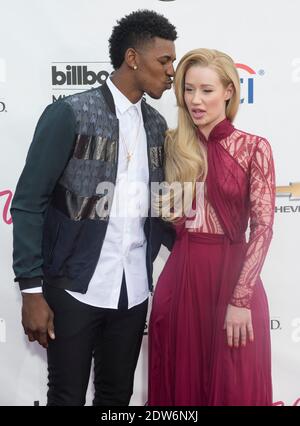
[167,63,175,77]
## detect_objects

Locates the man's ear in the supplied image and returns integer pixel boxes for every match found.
[124,48,138,70]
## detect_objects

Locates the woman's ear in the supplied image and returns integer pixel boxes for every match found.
[225,83,234,101]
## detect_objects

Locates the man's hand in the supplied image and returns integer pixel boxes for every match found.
[21,293,55,348]
[224,304,254,348]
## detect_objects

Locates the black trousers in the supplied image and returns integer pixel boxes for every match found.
[43,276,148,406]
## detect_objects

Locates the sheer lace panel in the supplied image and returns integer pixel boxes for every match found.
[189,130,275,308]
[189,130,257,234]
[230,136,275,308]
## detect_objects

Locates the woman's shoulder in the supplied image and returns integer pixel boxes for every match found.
[232,128,272,152]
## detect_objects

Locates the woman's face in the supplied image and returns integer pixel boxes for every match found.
[183,65,233,138]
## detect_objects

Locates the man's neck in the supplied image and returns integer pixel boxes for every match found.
[110,69,143,104]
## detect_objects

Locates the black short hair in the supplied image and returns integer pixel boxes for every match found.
[109,9,177,69]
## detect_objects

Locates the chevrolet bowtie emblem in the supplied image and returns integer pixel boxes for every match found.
[276,182,300,200]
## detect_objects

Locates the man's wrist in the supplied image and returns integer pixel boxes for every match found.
[17,277,43,291]
[21,286,43,294]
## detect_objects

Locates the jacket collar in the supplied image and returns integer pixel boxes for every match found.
[100,81,116,115]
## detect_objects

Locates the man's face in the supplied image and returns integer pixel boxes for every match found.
[135,37,176,99]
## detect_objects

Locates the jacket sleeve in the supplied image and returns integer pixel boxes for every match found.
[150,217,175,263]
[11,101,77,290]
[161,219,176,251]
[152,115,176,257]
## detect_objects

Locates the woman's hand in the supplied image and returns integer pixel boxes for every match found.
[224,304,254,348]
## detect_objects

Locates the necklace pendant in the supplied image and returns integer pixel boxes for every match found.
[127,153,131,163]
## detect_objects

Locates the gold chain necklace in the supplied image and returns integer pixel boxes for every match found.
[119,107,142,167]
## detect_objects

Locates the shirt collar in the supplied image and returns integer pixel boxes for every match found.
[106,76,142,117]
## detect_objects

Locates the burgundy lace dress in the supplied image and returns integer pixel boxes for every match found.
[148,119,275,406]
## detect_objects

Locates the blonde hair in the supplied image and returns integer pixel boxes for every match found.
[161,48,240,221]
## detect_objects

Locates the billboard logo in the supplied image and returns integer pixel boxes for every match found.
[52,65,109,86]
[51,62,112,102]
[0,318,6,343]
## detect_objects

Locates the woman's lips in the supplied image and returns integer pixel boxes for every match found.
[191,109,206,119]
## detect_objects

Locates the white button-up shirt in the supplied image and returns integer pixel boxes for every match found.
[67,77,150,309]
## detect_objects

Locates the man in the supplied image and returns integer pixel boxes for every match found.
[11,10,177,406]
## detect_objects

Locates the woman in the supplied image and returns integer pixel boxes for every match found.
[148,49,275,406]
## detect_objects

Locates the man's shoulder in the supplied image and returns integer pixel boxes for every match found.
[62,87,104,111]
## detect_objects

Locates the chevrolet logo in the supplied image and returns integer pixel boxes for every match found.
[276,182,300,200]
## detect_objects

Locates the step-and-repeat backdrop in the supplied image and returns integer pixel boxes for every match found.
[1,0,300,406]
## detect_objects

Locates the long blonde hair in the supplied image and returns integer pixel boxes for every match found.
[162,48,240,221]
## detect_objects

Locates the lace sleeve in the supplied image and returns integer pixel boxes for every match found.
[230,138,275,308]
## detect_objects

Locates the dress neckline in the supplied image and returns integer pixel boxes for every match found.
[197,118,235,144]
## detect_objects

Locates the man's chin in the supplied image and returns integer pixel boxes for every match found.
[146,88,165,100]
